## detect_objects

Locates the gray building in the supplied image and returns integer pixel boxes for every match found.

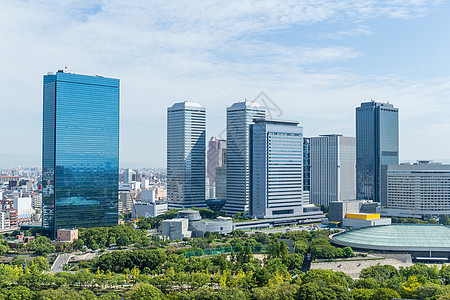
[215,149,227,200]
[167,102,206,209]
[207,137,226,189]
[310,135,356,206]
[250,120,303,219]
[356,101,399,203]
[378,161,450,217]
[223,101,266,214]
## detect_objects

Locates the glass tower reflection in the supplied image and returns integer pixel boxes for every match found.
[42,70,119,238]
[356,101,398,203]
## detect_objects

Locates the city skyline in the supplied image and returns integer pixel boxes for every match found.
[2,1,450,168]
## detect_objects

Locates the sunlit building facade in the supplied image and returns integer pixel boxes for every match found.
[42,70,119,238]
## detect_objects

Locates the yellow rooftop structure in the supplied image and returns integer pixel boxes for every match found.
[345,213,380,220]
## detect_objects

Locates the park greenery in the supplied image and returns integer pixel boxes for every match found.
[0,208,448,299]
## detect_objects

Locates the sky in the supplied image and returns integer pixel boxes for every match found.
[1,0,450,168]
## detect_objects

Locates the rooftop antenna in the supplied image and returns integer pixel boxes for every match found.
[64,65,68,73]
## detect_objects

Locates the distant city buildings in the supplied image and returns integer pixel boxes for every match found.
[356,101,399,203]
[42,70,119,238]
[250,120,304,218]
[378,161,450,218]
[310,135,356,206]
[207,137,227,199]
[167,102,206,209]
[223,101,266,214]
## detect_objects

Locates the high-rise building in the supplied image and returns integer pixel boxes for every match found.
[167,102,206,209]
[356,101,399,203]
[42,70,119,238]
[207,137,226,199]
[124,169,133,183]
[310,135,356,206]
[223,101,265,214]
[207,137,227,186]
[250,120,303,218]
[303,137,311,205]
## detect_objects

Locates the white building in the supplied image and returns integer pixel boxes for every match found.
[167,102,206,209]
[0,211,11,230]
[13,197,34,220]
[310,135,356,206]
[223,101,266,214]
[378,161,450,217]
[162,218,191,240]
[132,202,168,219]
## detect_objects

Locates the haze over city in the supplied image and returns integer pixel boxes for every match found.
[1,0,450,168]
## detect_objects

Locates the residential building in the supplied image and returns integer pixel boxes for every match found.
[223,101,265,214]
[356,101,399,203]
[250,120,303,218]
[167,102,206,209]
[310,135,356,206]
[42,70,119,238]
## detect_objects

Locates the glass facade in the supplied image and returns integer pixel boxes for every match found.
[303,138,311,192]
[167,102,206,209]
[356,101,398,203]
[250,120,303,218]
[42,71,119,238]
[223,102,265,214]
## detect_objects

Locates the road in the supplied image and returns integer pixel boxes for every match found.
[51,253,73,273]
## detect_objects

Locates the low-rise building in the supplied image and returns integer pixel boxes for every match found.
[342,213,391,229]
[132,202,168,219]
[57,229,79,242]
[162,218,191,240]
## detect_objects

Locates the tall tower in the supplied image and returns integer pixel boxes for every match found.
[167,102,206,209]
[207,137,227,198]
[42,70,119,238]
[310,135,356,206]
[223,101,265,214]
[356,101,399,203]
[250,120,303,218]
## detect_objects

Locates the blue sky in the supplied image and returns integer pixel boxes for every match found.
[1,0,449,168]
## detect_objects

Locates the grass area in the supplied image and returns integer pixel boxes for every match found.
[312,257,386,263]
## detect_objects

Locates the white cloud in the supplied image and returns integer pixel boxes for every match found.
[0,0,447,167]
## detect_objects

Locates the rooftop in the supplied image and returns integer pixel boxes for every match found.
[332,224,450,251]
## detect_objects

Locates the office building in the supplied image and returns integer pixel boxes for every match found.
[378,161,450,217]
[223,101,265,214]
[42,70,119,238]
[356,101,399,203]
[250,119,303,218]
[310,135,356,206]
[303,137,311,204]
[207,137,227,187]
[124,169,133,183]
[167,102,206,209]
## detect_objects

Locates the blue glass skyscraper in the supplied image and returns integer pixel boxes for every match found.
[356,101,398,203]
[42,70,119,238]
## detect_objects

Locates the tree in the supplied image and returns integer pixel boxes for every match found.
[296,282,336,300]
[371,288,400,300]
[7,286,33,300]
[117,235,130,247]
[343,247,354,258]
[439,215,450,225]
[126,284,162,300]
[32,236,56,256]
[359,265,399,283]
